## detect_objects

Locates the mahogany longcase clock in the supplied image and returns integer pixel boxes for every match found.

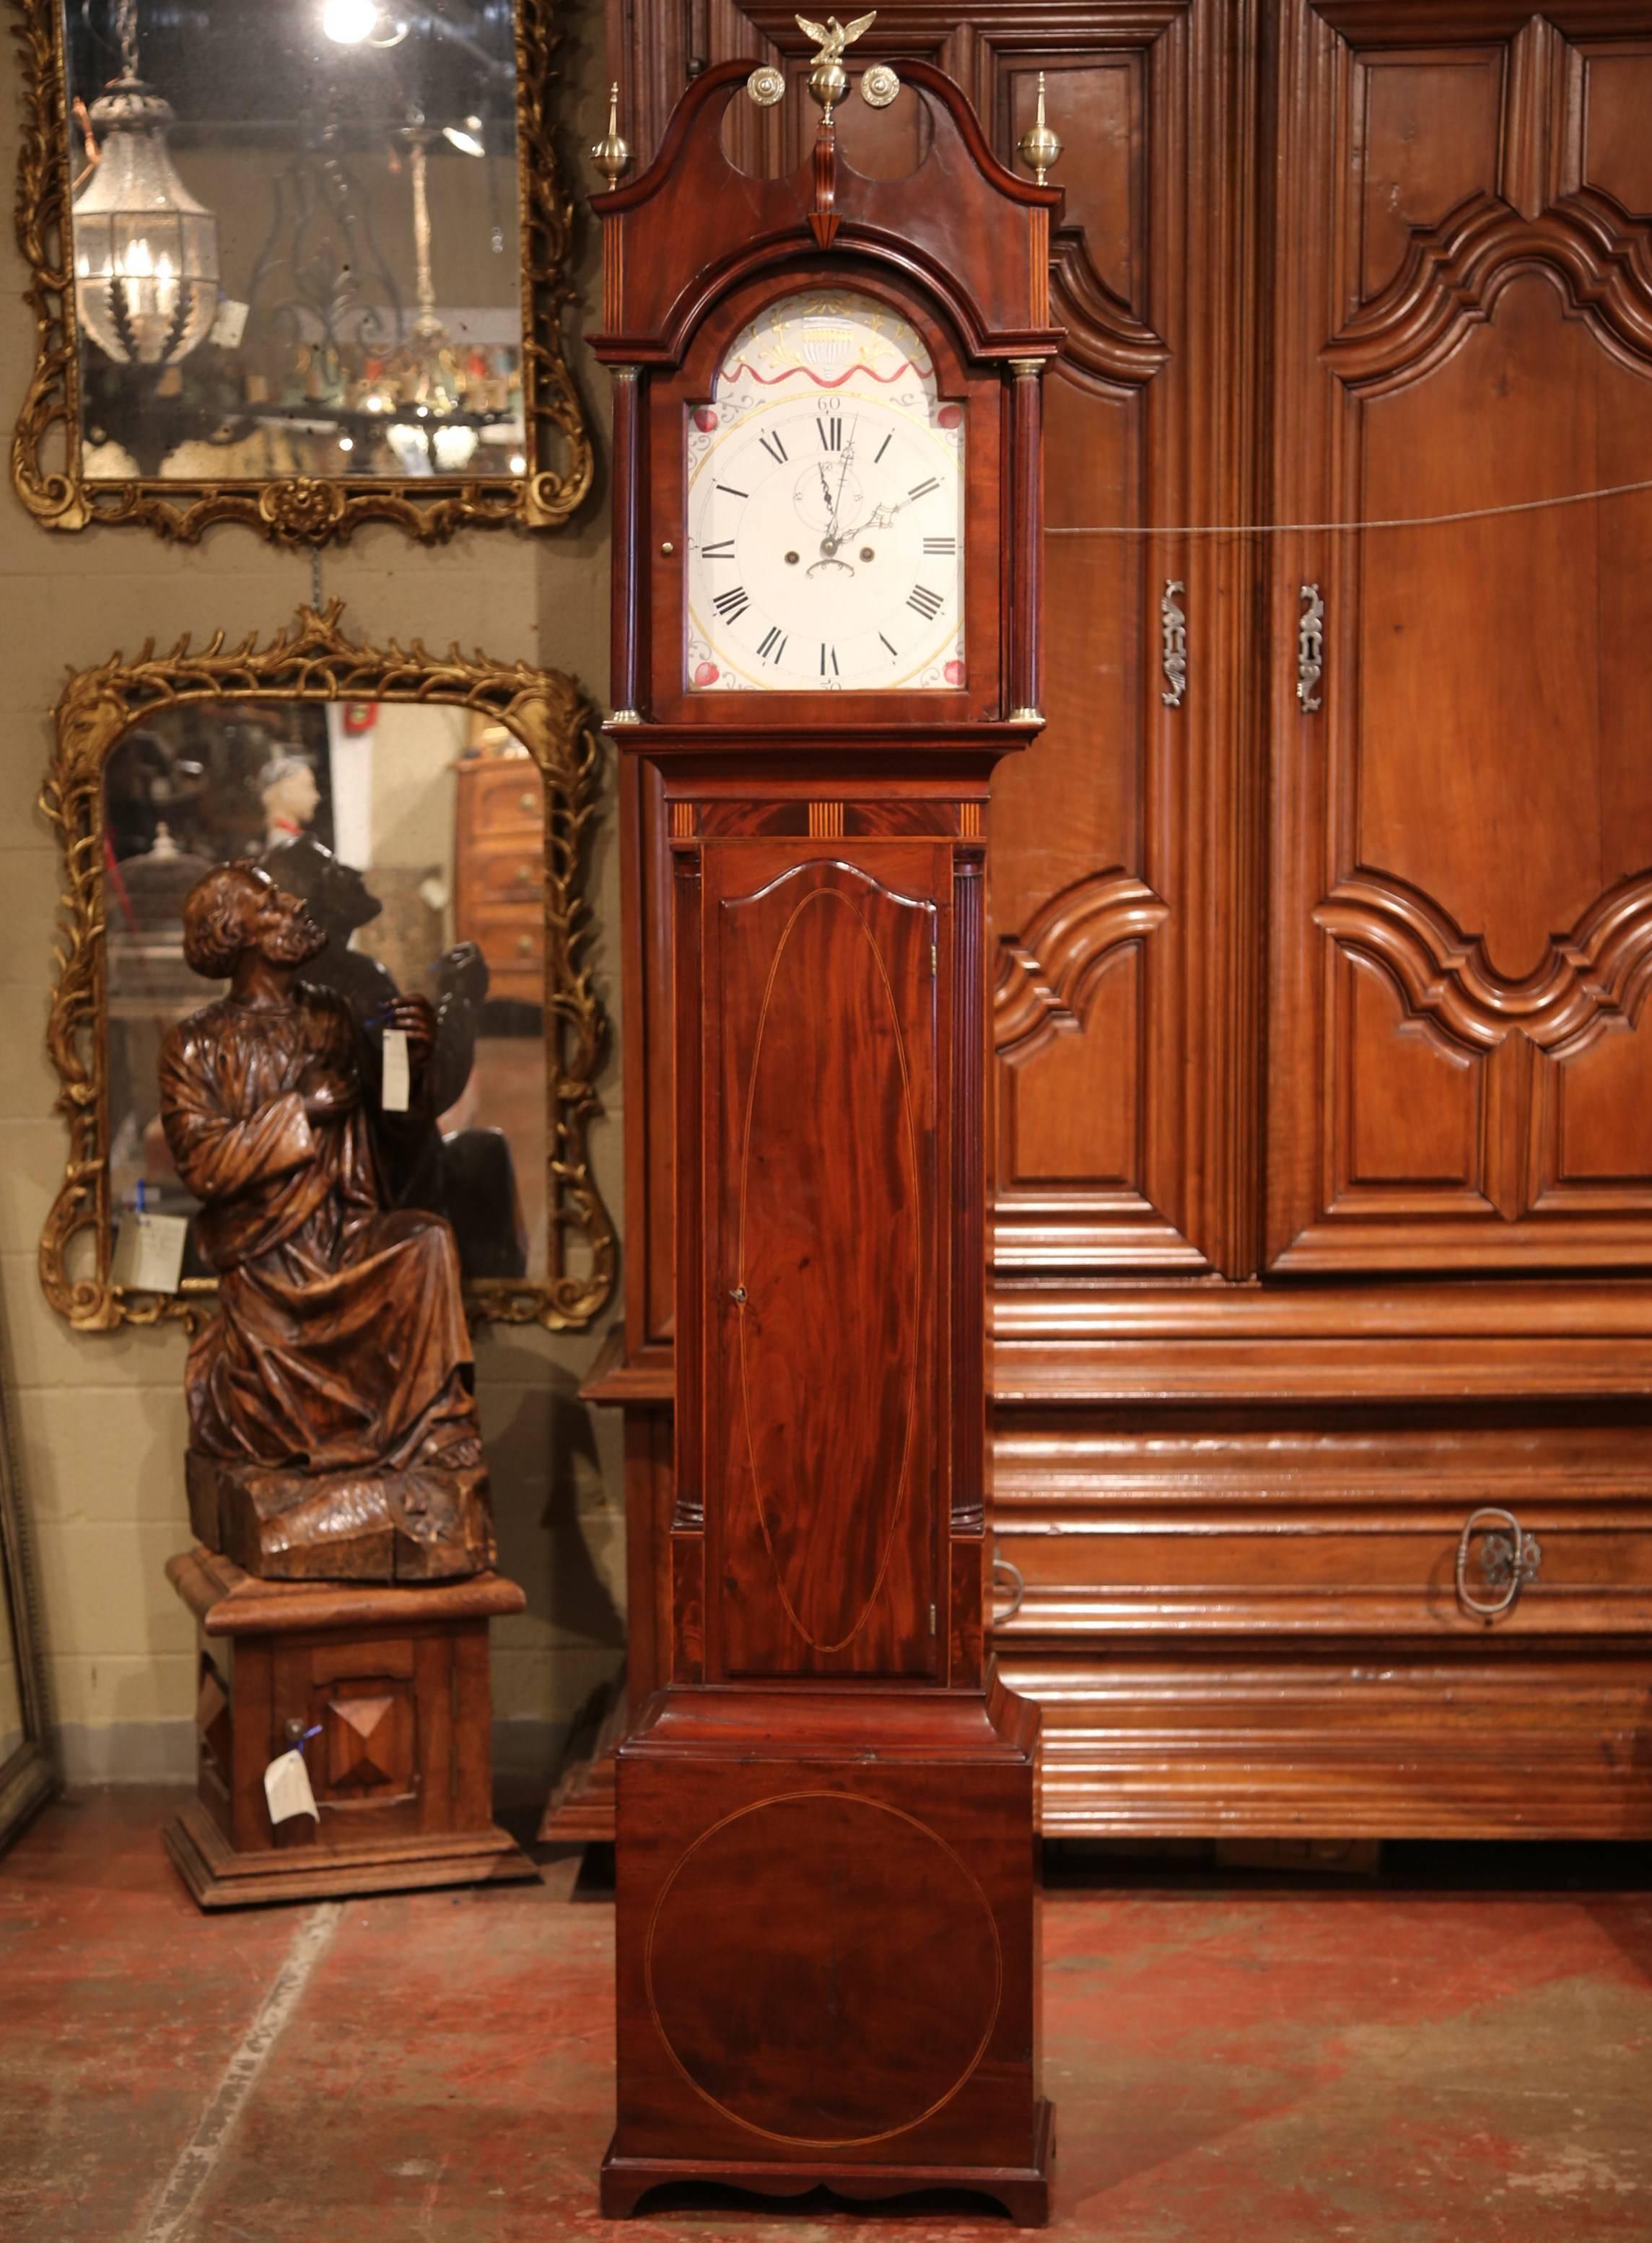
[590,38,1062,2223]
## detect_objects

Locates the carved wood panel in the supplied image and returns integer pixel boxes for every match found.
[1268,0,1652,1270]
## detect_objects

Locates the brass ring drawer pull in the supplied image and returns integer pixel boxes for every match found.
[992,1547,1024,1624]
[1455,1505,1542,1620]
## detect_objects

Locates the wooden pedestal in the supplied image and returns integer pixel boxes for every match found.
[603,1679,1051,2225]
[163,1547,537,1908]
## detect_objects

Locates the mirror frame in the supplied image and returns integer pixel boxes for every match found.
[40,598,616,1333]
[9,0,593,543]
[0,1309,56,1855]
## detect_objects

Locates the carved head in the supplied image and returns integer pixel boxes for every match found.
[259,832,383,939]
[256,751,320,831]
[182,863,326,981]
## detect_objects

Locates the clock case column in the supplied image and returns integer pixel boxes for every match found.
[588,62,1062,2221]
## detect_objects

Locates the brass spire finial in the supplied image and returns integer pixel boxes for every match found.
[591,82,631,188]
[797,11,875,121]
[1017,71,1061,185]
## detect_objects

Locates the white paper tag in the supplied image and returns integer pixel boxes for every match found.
[263,1748,320,1827]
[209,295,249,348]
[110,1210,190,1294]
[381,1026,411,1112]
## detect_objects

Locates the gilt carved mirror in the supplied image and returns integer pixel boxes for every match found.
[12,0,591,541]
[41,601,615,1332]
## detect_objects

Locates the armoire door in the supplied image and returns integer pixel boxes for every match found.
[1267,1,1652,1272]
[608,1,1261,1297]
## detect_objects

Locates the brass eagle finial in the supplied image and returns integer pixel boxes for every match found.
[795,11,876,63]
[795,10,876,118]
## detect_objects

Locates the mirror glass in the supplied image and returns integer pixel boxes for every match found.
[62,0,525,483]
[104,700,549,1285]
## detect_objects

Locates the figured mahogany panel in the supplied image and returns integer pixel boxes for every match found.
[1269,1,1652,1269]
[612,1700,1043,2185]
[702,847,942,1678]
[644,1791,1000,2143]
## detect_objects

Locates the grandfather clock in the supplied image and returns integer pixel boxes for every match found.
[590,32,1060,2222]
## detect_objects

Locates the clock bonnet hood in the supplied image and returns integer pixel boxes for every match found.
[587,58,1064,370]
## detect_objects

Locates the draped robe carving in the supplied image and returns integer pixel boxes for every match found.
[159,868,494,1581]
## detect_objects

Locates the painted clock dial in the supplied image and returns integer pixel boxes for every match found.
[685,292,966,692]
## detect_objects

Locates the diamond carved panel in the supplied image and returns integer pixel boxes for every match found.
[322,1682,414,1798]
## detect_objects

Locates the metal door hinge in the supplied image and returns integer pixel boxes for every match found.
[928,1600,937,1635]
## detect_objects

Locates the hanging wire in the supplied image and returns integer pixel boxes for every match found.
[1044,473,1652,538]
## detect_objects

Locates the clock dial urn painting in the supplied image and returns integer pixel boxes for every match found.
[591,40,1059,2224]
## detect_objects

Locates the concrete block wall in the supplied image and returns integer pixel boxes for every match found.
[0,0,626,1788]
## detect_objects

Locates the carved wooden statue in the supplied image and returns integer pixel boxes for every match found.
[160,862,494,1581]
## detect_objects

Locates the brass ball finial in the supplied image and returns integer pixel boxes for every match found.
[591,82,631,188]
[1017,71,1061,185]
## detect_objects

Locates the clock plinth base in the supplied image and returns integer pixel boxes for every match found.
[600,2096,1054,2224]
[610,1677,1051,2224]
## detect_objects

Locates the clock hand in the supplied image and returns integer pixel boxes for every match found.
[836,497,901,543]
[830,419,858,526]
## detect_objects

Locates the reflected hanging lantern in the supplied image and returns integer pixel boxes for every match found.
[72,6,220,368]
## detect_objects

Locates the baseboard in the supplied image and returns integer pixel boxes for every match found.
[58,1718,196,1786]
[56,1715,567,1793]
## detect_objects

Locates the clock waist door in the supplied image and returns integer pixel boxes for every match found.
[699,840,945,1682]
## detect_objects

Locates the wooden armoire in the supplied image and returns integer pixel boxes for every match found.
[580,0,1652,1840]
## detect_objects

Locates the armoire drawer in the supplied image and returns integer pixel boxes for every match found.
[459,760,543,837]
[991,1508,1652,1639]
[468,852,545,904]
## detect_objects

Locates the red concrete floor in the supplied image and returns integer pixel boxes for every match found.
[2,1790,1650,2243]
